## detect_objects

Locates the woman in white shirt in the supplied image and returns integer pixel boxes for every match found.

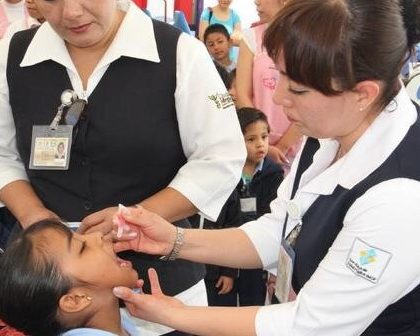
[111,0,420,335]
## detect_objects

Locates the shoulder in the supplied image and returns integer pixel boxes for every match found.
[230,9,241,22]
[200,7,211,20]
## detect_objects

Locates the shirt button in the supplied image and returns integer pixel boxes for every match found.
[83,201,92,210]
[81,158,88,166]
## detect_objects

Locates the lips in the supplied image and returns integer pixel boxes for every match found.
[69,23,90,33]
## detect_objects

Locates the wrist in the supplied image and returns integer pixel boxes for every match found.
[160,226,185,261]
[19,207,57,229]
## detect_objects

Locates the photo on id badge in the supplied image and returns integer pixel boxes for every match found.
[30,125,72,170]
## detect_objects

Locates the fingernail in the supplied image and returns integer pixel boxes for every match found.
[113,287,123,297]
[128,231,138,237]
[121,207,131,215]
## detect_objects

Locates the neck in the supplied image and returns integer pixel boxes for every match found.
[218,58,231,67]
[215,5,229,13]
[336,107,380,160]
[243,161,259,176]
[84,294,127,336]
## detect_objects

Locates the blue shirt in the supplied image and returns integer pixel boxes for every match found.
[61,310,138,336]
[200,8,240,35]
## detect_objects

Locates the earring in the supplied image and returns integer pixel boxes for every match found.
[77,295,92,301]
[359,106,364,112]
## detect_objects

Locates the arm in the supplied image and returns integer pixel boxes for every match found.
[0,181,57,228]
[114,206,263,269]
[255,179,420,335]
[0,38,55,228]
[231,22,242,47]
[274,123,302,157]
[198,20,209,42]
[198,8,210,42]
[236,39,255,108]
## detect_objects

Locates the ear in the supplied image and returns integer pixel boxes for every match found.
[58,289,92,314]
[354,80,380,112]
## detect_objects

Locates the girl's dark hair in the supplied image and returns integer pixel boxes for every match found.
[237,107,270,134]
[0,219,73,336]
[264,0,407,110]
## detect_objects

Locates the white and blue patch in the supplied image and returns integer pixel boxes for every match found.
[345,238,392,284]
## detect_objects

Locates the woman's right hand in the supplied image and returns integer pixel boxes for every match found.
[112,206,176,257]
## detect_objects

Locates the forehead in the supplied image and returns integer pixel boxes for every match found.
[245,120,269,134]
[32,229,70,256]
[206,32,229,41]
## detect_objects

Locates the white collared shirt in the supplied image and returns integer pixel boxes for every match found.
[241,88,420,335]
[0,2,246,220]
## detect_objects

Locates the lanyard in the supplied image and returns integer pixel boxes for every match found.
[281,138,320,246]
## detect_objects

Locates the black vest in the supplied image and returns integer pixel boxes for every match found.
[291,109,420,335]
[7,21,205,295]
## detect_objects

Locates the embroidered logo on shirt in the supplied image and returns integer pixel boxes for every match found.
[345,238,392,284]
[208,92,234,109]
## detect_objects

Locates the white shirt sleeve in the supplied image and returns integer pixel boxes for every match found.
[0,37,28,191]
[253,178,420,335]
[169,33,246,221]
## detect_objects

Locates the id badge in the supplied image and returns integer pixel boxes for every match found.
[240,197,257,212]
[29,125,73,170]
[275,239,296,303]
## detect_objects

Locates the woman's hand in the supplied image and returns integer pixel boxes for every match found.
[112,206,176,257]
[78,206,118,238]
[216,276,235,295]
[113,268,183,325]
[267,145,289,165]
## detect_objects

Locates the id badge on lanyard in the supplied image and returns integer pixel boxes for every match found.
[274,200,302,303]
[275,238,296,303]
[28,90,86,170]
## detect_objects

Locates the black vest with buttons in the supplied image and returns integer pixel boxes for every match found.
[291,107,420,335]
[7,21,205,296]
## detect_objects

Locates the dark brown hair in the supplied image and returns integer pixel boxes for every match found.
[264,0,407,109]
[237,107,270,134]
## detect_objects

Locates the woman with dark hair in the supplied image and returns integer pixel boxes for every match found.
[110,0,420,335]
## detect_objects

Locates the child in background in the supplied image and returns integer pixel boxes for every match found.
[236,0,302,169]
[0,220,138,336]
[204,24,236,72]
[236,107,284,306]
[198,0,241,62]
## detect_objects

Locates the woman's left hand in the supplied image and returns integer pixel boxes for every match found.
[113,268,184,325]
[78,206,118,237]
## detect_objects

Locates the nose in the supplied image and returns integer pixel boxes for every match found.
[62,0,83,19]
